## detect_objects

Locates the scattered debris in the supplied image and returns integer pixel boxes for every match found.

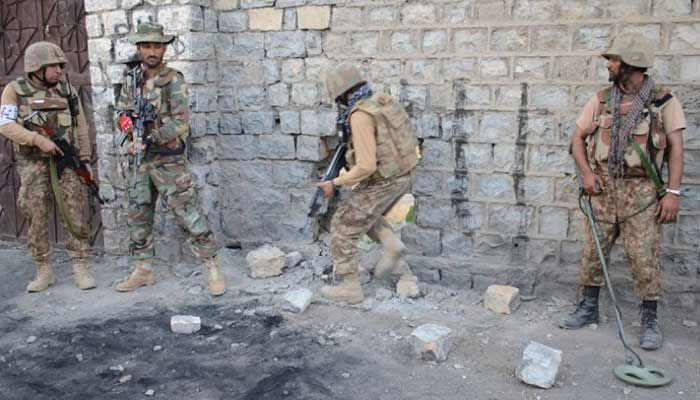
[213,324,224,330]
[110,365,125,372]
[282,288,313,313]
[153,345,162,352]
[75,354,83,362]
[341,372,351,378]
[682,320,697,328]
[26,336,37,344]
[623,387,632,395]
[516,341,562,389]
[118,374,132,384]
[411,323,452,362]
[247,245,286,278]
[284,251,305,269]
[396,274,420,299]
[521,295,537,302]
[170,315,202,334]
[144,388,155,396]
[375,287,394,301]
[186,285,204,295]
[484,285,520,315]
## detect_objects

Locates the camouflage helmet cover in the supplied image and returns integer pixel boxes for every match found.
[129,21,175,45]
[325,64,366,101]
[24,41,67,73]
[602,33,654,69]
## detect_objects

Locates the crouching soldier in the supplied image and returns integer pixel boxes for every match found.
[317,64,420,304]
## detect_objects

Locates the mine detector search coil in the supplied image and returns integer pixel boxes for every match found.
[308,124,348,217]
[574,169,672,388]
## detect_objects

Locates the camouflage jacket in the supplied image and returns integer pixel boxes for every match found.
[116,64,190,146]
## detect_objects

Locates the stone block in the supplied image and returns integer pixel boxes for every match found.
[240,111,275,134]
[170,315,201,334]
[401,4,436,24]
[513,0,557,20]
[284,251,305,268]
[527,145,573,175]
[276,0,306,7]
[88,39,112,62]
[297,6,330,30]
[453,29,487,52]
[680,56,700,81]
[401,223,441,256]
[268,83,289,107]
[219,11,247,32]
[280,111,300,133]
[412,112,440,138]
[265,31,306,57]
[491,27,528,52]
[573,25,612,51]
[240,0,274,8]
[475,0,508,19]
[620,24,662,47]
[263,59,279,83]
[369,6,398,24]
[480,58,509,78]
[488,204,536,236]
[331,7,362,30]
[305,31,323,55]
[282,288,313,313]
[407,59,440,82]
[291,83,319,106]
[516,341,562,389]
[484,284,520,314]
[296,135,326,161]
[84,0,117,12]
[301,110,336,136]
[281,59,305,82]
[473,173,516,202]
[283,8,297,30]
[158,6,204,33]
[423,30,447,54]
[411,323,452,362]
[530,85,570,108]
[249,7,283,31]
[441,2,468,23]
[539,207,569,237]
[531,26,569,51]
[514,57,549,79]
[247,244,286,278]
[178,32,215,61]
[257,135,295,159]
[351,32,380,57]
[102,10,128,35]
[653,0,692,16]
[442,58,476,80]
[85,15,103,38]
[391,31,416,53]
[480,112,515,142]
[608,0,647,17]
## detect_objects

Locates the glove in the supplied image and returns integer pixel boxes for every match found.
[118,114,133,133]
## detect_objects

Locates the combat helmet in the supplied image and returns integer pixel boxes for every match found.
[24,41,67,73]
[325,64,366,102]
[602,33,654,69]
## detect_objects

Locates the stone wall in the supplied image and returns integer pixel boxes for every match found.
[86,0,700,308]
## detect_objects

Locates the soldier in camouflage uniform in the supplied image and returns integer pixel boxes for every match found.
[114,22,226,296]
[318,65,420,304]
[561,34,686,351]
[0,42,96,292]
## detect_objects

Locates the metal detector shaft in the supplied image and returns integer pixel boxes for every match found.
[574,169,643,368]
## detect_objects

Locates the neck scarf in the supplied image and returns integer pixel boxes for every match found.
[336,83,373,137]
[608,76,655,179]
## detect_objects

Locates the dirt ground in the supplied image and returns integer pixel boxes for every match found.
[0,240,698,400]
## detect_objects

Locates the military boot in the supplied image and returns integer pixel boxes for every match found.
[115,260,155,292]
[320,273,364,304]
[639,301,663,350]
[396,272,419,298]
[559,286,600,329]
[26,260,56,293]
[204,258,226,296]
[72,258,96,290]
[372,225,407,279]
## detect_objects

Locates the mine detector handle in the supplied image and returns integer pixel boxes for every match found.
[27,122,104,205]
[308,142,347,217]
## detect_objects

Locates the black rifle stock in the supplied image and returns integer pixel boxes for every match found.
[308,142,347,217]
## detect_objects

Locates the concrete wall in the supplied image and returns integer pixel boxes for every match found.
[86,0,700,308]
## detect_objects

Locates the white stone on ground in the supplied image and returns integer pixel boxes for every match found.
[284,251,304,268]
[170,315,202,334]
[516,341,562,389]
[411,323,452,362]
[247,244,286,278]
[484,284,521,314]
[282,288,313,313]
[396,274,420,298]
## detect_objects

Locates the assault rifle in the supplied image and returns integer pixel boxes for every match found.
[308,140,347,217]
[26,121,104,205]
[124,66,158,181]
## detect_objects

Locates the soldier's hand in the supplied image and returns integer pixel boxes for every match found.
[127,141,146,155]
[582,172,604,195]
[317,180,335,198]
[655,192,679,224]
[33,134,63,156]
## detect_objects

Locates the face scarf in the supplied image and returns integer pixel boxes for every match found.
[336,83,373,137]
[608,76,655,179]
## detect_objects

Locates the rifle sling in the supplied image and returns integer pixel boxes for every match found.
[628,138,665,195]
[49,157,97,241]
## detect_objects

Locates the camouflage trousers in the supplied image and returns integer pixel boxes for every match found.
[331,172,413,276]
[127,153,217,261]
[16,157,90,263]
[579,176,662,300]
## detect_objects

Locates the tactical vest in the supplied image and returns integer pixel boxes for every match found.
[589,86,672,177]
[346,93,420,179]
[126,66,188,142]
[11,77,78,157]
